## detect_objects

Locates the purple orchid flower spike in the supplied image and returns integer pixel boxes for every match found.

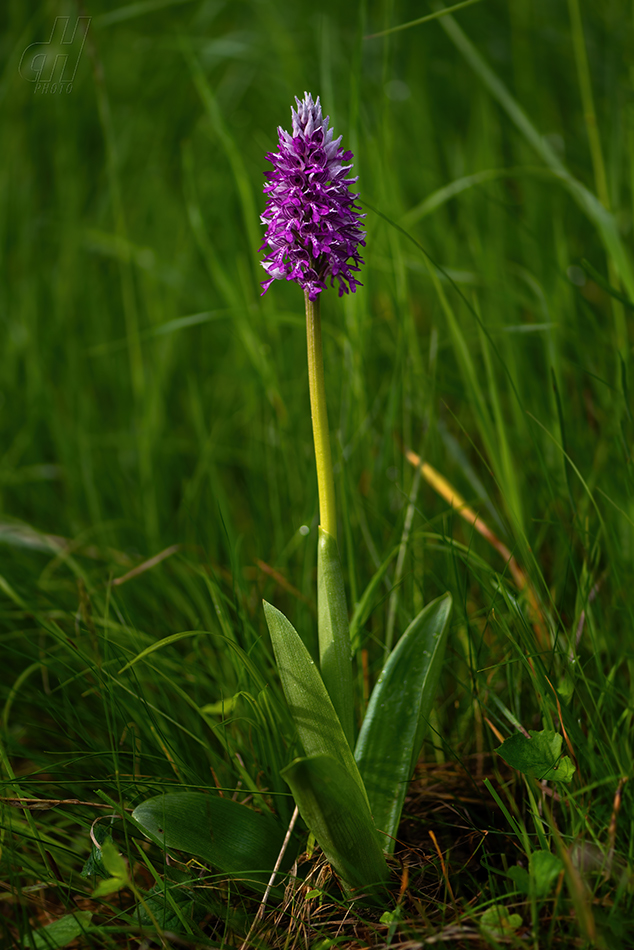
[259,92,366,301]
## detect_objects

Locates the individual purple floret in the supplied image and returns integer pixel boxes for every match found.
[259,92,366,301]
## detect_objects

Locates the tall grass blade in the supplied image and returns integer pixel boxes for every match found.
[436,5,634,324]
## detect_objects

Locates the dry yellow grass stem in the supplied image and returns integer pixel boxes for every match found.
[405,448,549,648]
[428,829,456,906]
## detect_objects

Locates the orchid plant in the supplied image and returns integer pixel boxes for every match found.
[133,94,452,901]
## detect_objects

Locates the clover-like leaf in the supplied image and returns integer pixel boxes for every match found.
[496,729,575,783]
[480,905,523,936]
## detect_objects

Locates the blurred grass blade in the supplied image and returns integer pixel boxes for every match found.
[567,0,609,209]
[349,544,399,653]
[95,0,197,28]
[436,5,634,315]
[263,601,368,805]
[317,527,354,749]
[181,37,261,282]
[423,254,527,530]
[281,754,389,895]
[133,792,295,891]
[355,593,452,853]
[401,165,545,227]
[118,627,261,686]
[365,0,483,39]
[181,140,283,412]
[581,259,634,309]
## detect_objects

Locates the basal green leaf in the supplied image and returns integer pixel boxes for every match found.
[317,527,354,749]
[132,792,295,891]
[24,913,93,949]
[281,754,389,896]
[263,601,368,805]
[355,593,452,852]
[496,729,576,783]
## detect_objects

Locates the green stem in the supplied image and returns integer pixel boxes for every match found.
[305,292,336,538]
[305,292,354,746]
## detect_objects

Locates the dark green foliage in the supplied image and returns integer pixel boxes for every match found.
[134,866,219,930]
[80,824,115,880]
[496,729,576,783]
[132,791,297,888]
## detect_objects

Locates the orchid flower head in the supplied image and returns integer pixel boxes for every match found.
[260,92,366,300]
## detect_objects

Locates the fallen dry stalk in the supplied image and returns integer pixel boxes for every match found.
[405,448,548,648]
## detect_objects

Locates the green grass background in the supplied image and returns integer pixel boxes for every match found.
[1,0,633,946]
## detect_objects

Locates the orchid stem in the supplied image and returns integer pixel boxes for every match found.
[305,291,336,539]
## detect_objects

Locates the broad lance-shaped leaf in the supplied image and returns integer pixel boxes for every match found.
[263,600,369,806]
[355,593,452,854]
[132,793,296,891]
[282,754,390,895]
[317,527,354,749]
